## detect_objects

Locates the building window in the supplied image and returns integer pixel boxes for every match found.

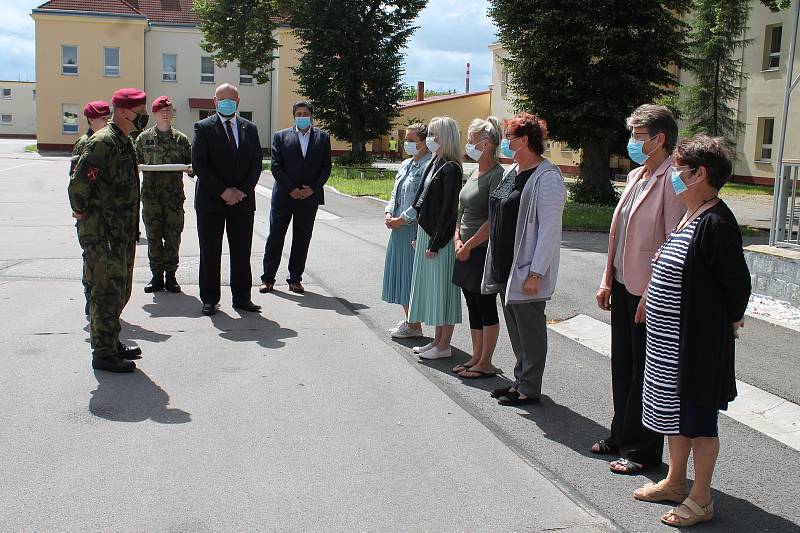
[764,25,782,70]
[0,114,12,124]
[104,47,120,77]
[62,45,78,75]
[32,89,36,100]
[757,117,775,161]
[500,67,509,100]
[240,67,253,85]
[239,111,253,121]
[1,88,10,99]
[199,109,215,120]
[201,56,214,83]
[62,104,79,134]
[162,54,177,82]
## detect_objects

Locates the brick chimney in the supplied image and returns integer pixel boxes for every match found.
[416,81,424,102]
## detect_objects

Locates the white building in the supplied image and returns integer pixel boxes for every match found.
[0,81,37,138]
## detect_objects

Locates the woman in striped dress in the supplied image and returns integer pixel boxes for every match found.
[635,135,751,528]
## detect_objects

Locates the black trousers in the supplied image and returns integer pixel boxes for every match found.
[462,288,499,329]
[609,279,664,465]
[196,209,254,305]
[261,200,318,284]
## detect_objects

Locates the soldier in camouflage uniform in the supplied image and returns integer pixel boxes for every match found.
[68,88,149,373]
[134,95,192,294]
[70,101,111,316]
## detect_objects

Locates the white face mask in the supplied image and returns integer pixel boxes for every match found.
[465,141,484,161]
[404,140,419,156]
[425,136,440,154]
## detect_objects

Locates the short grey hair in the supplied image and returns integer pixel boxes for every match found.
[405,122,427,139]
[467,116,501,157]
[626,104,678,152]
[428,116,462,167]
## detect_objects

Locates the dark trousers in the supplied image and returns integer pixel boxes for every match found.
[609,279,664,465]
[500,290,548,399]
[462,288,499,329]
[196,209,254,305]
[261,200,318,284]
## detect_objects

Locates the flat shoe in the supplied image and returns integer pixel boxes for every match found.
[590,439,618,455]
[233,301,262,312]
[634,480,690,504]
[490,386,512,399]
[661,497,714,527]
[258,283,274,294]
[498,392,540,406]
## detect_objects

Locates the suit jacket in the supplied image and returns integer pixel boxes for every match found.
[270,126,332,206]
[599,157,685,296]
[192,113,263,214]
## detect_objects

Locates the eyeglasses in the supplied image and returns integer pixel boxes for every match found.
[630,131,654,141]
[673,166,697,176]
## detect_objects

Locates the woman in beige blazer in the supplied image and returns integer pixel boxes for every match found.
[593,104,685,474]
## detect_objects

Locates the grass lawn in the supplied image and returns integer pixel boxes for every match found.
[25,144,37,152]
[562,203,615,231]
[721,183,773,196]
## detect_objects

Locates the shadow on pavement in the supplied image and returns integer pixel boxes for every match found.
[699,489,799,532]
[270,290,369,316]
[89,369,191,423]
[142,291,203,318]
[120,319,172,344]
[209,310,297,349]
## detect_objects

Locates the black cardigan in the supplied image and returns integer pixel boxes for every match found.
[412,158,462,252]
[676,201,751,410]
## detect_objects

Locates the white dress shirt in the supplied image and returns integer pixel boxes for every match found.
[295,125,311,158]
[219,113,239,148]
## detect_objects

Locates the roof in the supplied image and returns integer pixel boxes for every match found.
[35,0,144,18]
[400,90,490,109]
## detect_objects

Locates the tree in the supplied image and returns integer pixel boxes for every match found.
[680,0,752,146]
[289,1,426,164]
[488,0,690,204]
[193,0,282,84]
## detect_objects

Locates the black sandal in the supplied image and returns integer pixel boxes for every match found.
[609,458,646,475]
[591,439,618,455]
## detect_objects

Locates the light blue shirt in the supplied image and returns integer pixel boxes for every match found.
[218,113,239,147]
[386,153,432,222]
[295,126,311,158]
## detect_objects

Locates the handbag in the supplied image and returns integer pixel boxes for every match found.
[452,245,488,294]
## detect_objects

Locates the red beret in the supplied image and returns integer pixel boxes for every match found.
[111,88,147,109]
[83,100,110,119]
[151,95,173,113]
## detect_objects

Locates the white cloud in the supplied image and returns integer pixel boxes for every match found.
[0,1,39,81]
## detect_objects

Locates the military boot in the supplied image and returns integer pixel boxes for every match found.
[144,272,164,293]
[164,271,181,293]
[92,355,136,373]
[117,341,142,360]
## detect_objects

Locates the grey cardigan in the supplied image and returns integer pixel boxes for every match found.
[482,160,567,304]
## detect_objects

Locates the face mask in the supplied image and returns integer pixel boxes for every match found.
[671,168,698,195]
[500,138,516,158]
[295,116,312,129]
[465,142,484,161]
[131,111,149,132]
[404,141,419,156]
[627,134,657,165]
[425,136,440,154]
[217,99,237,117]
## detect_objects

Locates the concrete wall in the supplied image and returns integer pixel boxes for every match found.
[32,12,147,150]
[745,245,800,307]
[0,81,36,137]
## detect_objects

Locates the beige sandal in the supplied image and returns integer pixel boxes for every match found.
[661,497,714,527]
[634,480,690,504]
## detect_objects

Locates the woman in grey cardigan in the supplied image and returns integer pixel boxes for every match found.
[482,113,567,406]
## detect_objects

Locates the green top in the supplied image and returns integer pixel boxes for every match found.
[458,163,504,244]
[69,129,94,177]
[134,126,192,180]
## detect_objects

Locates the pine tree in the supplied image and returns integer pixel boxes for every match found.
[289,0,426,164]
[680,0,752,145]
[488,0,690,205]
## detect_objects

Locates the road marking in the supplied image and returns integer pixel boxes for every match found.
[549,314,800,452]
[0,162,43,173]
[253,184,340,221]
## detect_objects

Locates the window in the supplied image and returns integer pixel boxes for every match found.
[32,89,35,100]
[239,111,253,121]
[162,53,177,82]
[62,45,78,75]
[1,114,12,124]
[104,47,120,77]
[1,88,10,99]
[62,104,79,134]
[201,56,214,83]
[239,67,253,85]
[500,67,509,99]
[756,117,775,161]
[764,25,782,70]
[199,109,215,120]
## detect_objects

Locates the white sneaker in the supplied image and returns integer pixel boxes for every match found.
[412,342,436,354]
[390,322,423,338]
[419,346,452,360]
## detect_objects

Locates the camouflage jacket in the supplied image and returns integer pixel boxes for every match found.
[69,129,94,177]
[68,121,140,245]
[134,126,192,180]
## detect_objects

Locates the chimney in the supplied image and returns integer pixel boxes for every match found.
[416,81,424,102]
[465,63,470,93]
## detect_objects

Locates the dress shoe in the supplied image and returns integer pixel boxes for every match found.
[164,271,181,293]
[490,386,513,399]
[258,282,274,294]
[288,282,305,294]
[117,341,142,360]
[144,273,164,293]
[233,300,261,312]
[201,303,217,316]
[497,391,540,406]
[92,355,136,373]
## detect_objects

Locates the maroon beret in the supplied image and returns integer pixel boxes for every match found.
[151,95,173,113]
[111,88,147,109]
[83,100,110,119]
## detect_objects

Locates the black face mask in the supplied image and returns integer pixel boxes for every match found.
[129,111,150,133]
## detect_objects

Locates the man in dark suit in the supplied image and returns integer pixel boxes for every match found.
[192,83,262,316]
[259,100,332,294]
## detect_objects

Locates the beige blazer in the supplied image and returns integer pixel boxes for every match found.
[599,158,685,296]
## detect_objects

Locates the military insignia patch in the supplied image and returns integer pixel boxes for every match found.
[87,166,100,181]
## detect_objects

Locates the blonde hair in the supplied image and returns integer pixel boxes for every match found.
[467,116,501,158]
[428,116,462,168]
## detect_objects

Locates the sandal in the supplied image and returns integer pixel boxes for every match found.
[661,497,714,527]
[590,439,618,455]
[459,369,499,379]
[609,458,647,475]
[634,480,690,504]
[452,363,476,374]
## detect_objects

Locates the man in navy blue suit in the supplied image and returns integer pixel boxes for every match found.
[259,100,332,294]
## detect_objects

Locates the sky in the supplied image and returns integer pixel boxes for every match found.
[0,0,498,92]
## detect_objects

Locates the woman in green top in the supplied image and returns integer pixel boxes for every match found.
[452,117,505,378]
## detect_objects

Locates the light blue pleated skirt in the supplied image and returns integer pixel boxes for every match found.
[408,227,462,326]
[382,223,417,305]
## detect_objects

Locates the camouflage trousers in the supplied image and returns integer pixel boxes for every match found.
[84,240,135,359]
[77,226,91,309]
[142,177,185,274]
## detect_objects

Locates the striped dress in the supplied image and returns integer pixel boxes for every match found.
[641,217,700,435]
